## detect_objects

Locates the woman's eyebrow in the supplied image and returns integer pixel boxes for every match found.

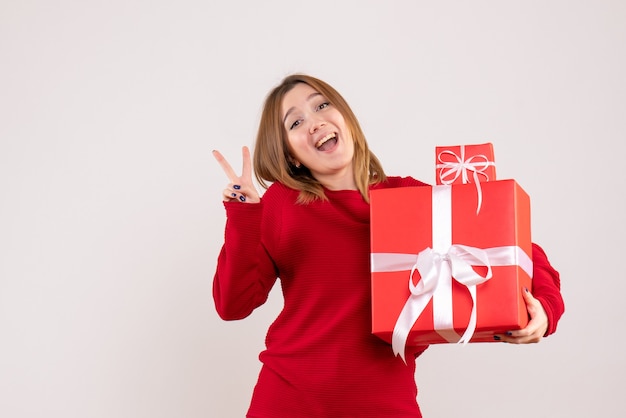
[282,92,323,124]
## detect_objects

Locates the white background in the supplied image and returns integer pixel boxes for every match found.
[1,1,624,417]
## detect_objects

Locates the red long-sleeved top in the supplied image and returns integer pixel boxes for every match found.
[213,177,564,417]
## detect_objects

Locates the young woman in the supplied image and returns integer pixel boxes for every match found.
[212,74,564,417]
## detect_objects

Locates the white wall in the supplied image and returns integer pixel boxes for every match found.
[1,1,623,417]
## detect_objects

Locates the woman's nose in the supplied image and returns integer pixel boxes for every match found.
[309,117,326,134]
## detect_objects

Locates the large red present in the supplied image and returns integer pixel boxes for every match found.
[370,146,532,361]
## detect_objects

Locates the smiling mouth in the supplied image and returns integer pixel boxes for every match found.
[316,133,337,151]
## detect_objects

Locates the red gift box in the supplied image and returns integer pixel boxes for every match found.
[435,143,496,186]
[370,180,532,359]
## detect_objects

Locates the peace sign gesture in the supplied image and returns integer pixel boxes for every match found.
[212,146,261,204]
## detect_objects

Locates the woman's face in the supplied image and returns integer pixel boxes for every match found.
[281,83,356,190]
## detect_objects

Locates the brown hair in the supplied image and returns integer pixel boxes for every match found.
[253,74,386,203]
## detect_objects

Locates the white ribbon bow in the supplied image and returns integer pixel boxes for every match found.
[436,146,495,214]
[371,245,532,363]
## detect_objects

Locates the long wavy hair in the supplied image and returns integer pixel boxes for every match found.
[253,74,386,203]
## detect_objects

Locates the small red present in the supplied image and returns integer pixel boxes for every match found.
[370,154,532,361]
[435,143,496,186]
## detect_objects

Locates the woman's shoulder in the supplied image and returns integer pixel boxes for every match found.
[374,176,431,189]
[261,181,299,204]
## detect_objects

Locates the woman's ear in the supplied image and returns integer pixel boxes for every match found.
[289,156,301,168]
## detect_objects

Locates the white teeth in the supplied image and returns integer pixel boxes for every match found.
[316,133,336,149]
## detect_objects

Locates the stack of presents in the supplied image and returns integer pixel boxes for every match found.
[370,143,533,361]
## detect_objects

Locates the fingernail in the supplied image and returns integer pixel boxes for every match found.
[233,185,241,190]
[493,335,501,341]
[239,195,246,202]
[506,331,513,336]
[524,287,529,293]
[231,193,237,197]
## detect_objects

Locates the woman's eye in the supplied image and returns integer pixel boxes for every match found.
[316,102,330,111]
[289,120,301,130]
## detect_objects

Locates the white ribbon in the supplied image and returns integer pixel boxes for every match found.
[436,145,496,214]
[370,185,532,363]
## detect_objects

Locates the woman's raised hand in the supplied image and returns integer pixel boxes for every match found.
[212,146,261,204]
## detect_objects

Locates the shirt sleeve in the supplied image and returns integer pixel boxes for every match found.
[530,243,565,336]
[212,200,279,320]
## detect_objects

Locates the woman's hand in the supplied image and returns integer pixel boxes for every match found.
[494,288,548,344]
[212,146,260,204]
